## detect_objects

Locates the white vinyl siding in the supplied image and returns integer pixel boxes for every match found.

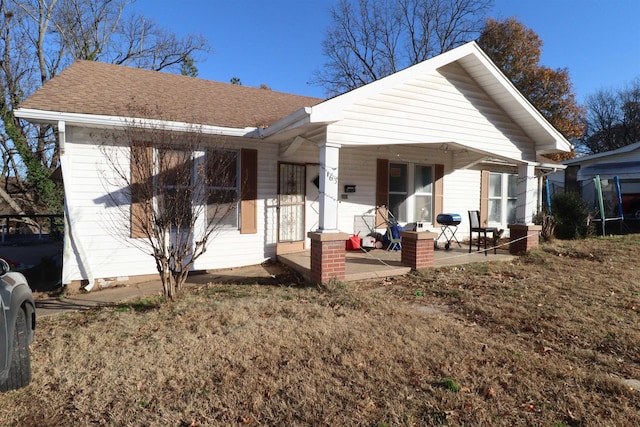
[61,127,278,285]
[326,63,536,162]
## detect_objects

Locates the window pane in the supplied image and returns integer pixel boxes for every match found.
[207,150,237,188]
[508,174,517,197]
[158,148,192,186]
[414,195,432,222]
[414,165,432,194]
[488,199,501,223]
[507,199,517,224]
[389,163,407,193]
[388,194,406,222]
[489,173,502,197]
[206,150,239,228]
[158,188,193,227]
[207,189,238,227]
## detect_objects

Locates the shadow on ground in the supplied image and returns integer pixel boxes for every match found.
[0,240,63,292]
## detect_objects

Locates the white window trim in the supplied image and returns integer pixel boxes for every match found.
[488,172,517,228]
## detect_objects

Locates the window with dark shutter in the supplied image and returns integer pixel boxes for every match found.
[376,159,444,225]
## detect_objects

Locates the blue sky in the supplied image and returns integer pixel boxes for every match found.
[134,0,639,103]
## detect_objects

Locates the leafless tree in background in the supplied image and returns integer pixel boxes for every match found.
[314,0,492,96]
[0,0,210,214]
[579,78,640,154]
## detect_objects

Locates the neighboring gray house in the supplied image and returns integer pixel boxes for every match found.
[549,141,640,220]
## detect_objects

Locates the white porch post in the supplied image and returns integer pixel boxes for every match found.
[516,163,537,224]
[318,141,341,232]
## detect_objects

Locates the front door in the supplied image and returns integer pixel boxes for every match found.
[277,163,306,254]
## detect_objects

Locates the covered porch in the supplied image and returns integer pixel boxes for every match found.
[278,245,515,283]
[264,42,569,285]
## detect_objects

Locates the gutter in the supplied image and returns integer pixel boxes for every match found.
[15,108,259,138]
[257,107,315,139]
[57,120,95,291]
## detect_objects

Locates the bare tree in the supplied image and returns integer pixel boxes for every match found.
[314,0,492,96]
[579,77,640,154]
[0,0,210,215]
[99,111,239,300]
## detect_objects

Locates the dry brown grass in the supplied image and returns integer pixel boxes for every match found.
[1,235,639,426]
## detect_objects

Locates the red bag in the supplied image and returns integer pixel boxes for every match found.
[346,235,361,250]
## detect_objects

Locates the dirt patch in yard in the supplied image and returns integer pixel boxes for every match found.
[0,235,639,426]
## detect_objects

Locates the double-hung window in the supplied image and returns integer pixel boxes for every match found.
[156,148,239,229]
[387,163,433,223]
[131,144,252,238]
[488,172,517,226]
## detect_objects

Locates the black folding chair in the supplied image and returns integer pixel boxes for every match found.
[468,210,499,255]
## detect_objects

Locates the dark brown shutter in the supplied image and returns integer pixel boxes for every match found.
[433,164,444,225]
[480,170,490,226]
[240,148,258,234]
[130,143,153,238]
[375,159,389,227]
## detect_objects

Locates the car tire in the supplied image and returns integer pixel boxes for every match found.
[0,308,31,391]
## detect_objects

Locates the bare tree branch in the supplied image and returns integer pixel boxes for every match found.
[0,0,212,216]
[98,106,240,299]
[314,0,492,96]
[579,78,640,154]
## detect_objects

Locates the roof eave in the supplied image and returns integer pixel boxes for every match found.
[465,45,573,155]
[563,140,640,165]
[14,108,259,137]
[260,107,318,139]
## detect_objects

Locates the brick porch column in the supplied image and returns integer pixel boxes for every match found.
[399,231,438,270]
[307,232,349,284]
[508,224,542,254]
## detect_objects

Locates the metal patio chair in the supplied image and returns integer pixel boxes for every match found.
[468,210,499,255]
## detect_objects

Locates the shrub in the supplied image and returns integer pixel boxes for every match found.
[551,192,590,239]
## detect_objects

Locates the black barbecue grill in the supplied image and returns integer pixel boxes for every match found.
[436,213,462,250]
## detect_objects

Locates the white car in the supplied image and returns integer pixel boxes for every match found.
[0,258,35,391]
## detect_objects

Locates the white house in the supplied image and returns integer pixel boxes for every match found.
[15,41,571,289]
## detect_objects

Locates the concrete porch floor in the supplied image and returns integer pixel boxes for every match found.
[278,245,515,282]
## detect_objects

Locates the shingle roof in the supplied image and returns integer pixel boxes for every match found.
[19,60,324,129]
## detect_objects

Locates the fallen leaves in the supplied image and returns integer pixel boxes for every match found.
[482,385,496,398]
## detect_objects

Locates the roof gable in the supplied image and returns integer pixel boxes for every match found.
[310,41,571,154]
[18,60,323,129]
